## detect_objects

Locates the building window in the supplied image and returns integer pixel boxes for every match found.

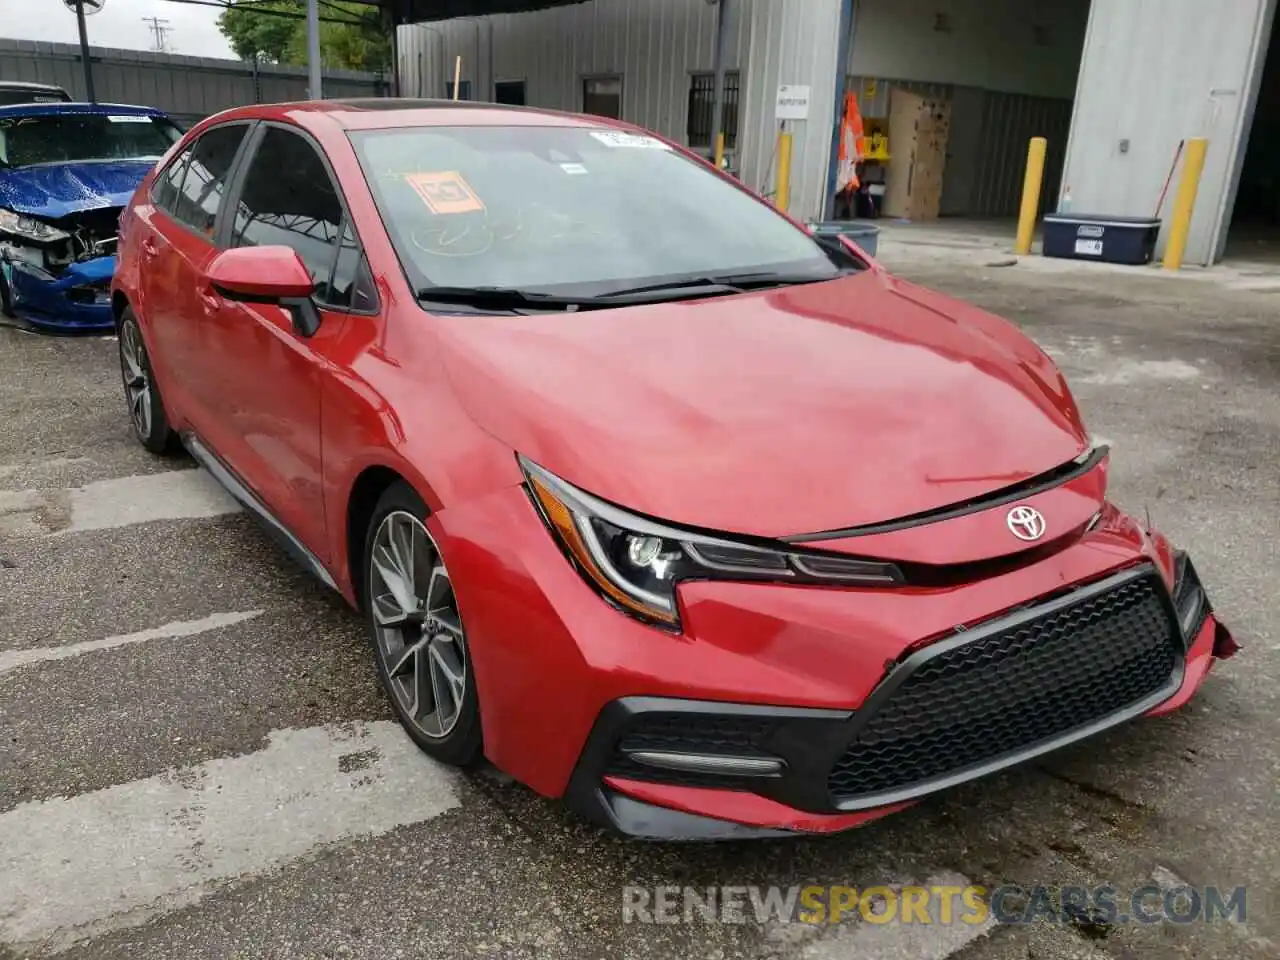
[687,72,740,150]
[494,80,526,105]
[582,76,622,119]
[446,79,472,101]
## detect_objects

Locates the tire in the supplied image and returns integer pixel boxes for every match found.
[0,269,15,319]
[362,481,483,767]
[118,308,178,455]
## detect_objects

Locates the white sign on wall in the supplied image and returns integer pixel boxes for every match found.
[775,85,811,121]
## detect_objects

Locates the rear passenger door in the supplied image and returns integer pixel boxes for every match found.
[138,121,252,435]
[206,123,377,560]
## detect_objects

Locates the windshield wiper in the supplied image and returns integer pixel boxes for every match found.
[416,285,598,312]
[597,271,841,300]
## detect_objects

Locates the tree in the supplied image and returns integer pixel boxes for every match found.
[218,0,390,72]
[218,1,298,64]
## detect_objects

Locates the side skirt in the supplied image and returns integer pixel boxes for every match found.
[182,430,339,592]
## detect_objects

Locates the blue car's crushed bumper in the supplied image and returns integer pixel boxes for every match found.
[2,255,116,332]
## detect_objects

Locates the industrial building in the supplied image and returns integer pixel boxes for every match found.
[397,0,1279,267]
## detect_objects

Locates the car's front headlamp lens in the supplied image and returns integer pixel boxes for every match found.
[0,209,70,243]
[522,457,902,628]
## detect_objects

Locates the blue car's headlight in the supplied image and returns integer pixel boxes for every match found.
[521,456,902,628]
[0,209,70,243]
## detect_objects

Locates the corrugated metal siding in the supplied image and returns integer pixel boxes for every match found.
[0,39,387,127]
[971,91,1072,216]
[735,0,843,221]
[399,0,847,222]
[1063,0,1276,264]
[398,0,750,145]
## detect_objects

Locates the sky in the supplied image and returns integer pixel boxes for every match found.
[1,0,236,59]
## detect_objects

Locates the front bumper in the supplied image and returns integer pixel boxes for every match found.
[431,485,1234,840]
[567,608,1232,840]
[3,255,116,331]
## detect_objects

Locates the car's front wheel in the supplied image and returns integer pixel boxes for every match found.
[362,482,483,766]
[118,308,177,455]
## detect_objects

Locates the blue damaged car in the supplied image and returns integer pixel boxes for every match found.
[0,101,182,331]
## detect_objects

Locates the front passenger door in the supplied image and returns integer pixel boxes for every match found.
[206,124,377,562]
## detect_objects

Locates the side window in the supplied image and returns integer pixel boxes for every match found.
[151,148,193,213]
[170,124,246,238]
[232,126,359,310]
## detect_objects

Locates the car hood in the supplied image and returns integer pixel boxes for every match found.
[436,270,1091,539]
[0,160,152,219]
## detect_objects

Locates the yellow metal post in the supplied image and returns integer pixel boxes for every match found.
[776,132,793,213]
[1163,137,1209,271]
[1014,137,1048,256]
[714,132,726,171]
[452,56,462,100]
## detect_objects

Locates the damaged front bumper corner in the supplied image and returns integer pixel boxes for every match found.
[2,252,116,331]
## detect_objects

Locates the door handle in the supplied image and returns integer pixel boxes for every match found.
[142,238,159,260]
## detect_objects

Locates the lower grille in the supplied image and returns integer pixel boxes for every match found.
[828,568,1181,806]
[605,713,778,788]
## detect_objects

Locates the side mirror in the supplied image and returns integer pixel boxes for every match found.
[206,245,321,337]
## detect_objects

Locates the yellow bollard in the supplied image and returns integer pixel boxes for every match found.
[714,132,726,171]
[1014,137,1048,256]
[1163,137,1209,271]
[776,132,793,213]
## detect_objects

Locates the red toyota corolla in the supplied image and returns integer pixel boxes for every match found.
[111,99,1236,840]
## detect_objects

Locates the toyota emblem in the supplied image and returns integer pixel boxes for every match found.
[1006,505,1047,542]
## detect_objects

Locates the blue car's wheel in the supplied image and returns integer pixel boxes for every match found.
[0,270,14,318]
[118,309,177,455]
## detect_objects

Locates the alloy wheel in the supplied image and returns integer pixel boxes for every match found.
[119,320,152,439]
[369,510,468,739]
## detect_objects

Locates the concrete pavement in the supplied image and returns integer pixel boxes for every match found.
[1,251,1276,959]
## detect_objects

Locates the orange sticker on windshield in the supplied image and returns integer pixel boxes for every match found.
[405,171,485,215]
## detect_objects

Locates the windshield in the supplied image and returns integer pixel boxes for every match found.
[0,113,182,169]
[351,124,852,298]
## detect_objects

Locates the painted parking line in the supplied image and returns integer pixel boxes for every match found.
[797,872,997,960]
[0,611,263,676]
[62,469,241,533]
[0,721,459,952]
[2,469,242,538]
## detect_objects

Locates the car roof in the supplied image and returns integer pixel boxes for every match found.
[0,101,167,119]
[205,97,616,133]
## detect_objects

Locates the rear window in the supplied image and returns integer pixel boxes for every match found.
[0,87,70,107]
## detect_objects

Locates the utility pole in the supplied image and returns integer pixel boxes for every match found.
[141,16,173,53]
[75,1,96,103]
[708,0,731,170]
[306,0,323,99]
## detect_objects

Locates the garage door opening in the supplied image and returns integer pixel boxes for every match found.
[1223,10,1280,264]
[831,0,1092,232]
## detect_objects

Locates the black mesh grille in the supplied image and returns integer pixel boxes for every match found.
[606,713,777,787]
[828,571,1180,804]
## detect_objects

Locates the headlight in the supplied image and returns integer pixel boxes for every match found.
[0,209,70,243]
[521,457,902,628]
